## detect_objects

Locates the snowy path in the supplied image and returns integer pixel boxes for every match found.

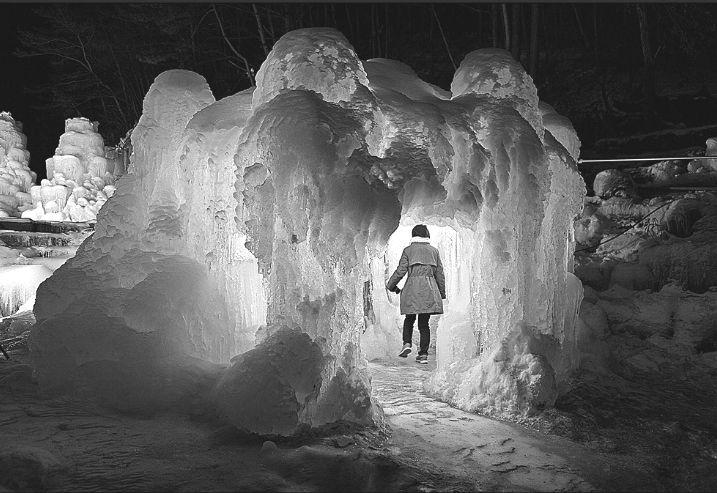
[369,358,644,492]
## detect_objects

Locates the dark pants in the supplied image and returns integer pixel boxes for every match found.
[403,313,431,355]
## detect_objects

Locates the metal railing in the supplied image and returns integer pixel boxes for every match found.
[578,156,715,164]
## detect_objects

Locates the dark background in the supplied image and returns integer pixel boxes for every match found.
[2,2,717,179]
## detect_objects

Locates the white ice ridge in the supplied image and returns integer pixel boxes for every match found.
[22,118,117,222]
[0,112,36,217]
[31,28,585,432]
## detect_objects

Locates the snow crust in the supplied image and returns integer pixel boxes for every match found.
[22,118,117,222]
[0,112,36,217]
[31,30,585,428]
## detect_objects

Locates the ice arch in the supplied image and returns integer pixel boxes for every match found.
[30,28,584,433]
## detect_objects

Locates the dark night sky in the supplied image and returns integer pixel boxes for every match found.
[2,2,717,178]
[1,3,61,173]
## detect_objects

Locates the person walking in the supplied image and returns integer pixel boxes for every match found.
[385,224,446,364]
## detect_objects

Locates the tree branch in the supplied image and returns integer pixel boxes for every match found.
[430,4,457,71]
[251,3,270,57]
[211,3,254,85]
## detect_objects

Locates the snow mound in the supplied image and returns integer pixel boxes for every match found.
[363,58,451,102]
[213,327,326,435]
[22,118,117,222]
[32,30,585,426]
[450,48,542,137]
[0,112,36,217]
[252,27,369,106]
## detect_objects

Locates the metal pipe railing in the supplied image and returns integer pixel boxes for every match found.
[578,156,715,164]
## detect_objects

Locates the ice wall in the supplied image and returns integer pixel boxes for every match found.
[30,71,251,413]
[22,118,116,222]
[0,112,35,217]
[31,28,584,429]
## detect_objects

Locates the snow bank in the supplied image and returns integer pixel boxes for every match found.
[31,29,585,426]
[0,112,35,217]
[21,118,116,222]
[573,150,717,394]
[580,284,717,375]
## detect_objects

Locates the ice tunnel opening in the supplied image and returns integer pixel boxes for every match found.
[362,216,483,373]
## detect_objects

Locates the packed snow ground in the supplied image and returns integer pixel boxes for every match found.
[1,351,661,492]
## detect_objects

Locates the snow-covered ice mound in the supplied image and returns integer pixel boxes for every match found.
[31,28,585,429]
[0,112,36,217]
[22,118,117,223]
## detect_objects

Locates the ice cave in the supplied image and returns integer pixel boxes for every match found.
[19,27,585,434]
[5,15,717,490]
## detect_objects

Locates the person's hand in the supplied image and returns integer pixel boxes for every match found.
[394,287,401,294]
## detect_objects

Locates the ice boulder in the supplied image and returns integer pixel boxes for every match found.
[22,117,117,222]
[31,29,585,428]
[0,112,36,217]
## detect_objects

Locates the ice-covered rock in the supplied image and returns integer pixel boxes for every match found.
[0,112,36,217]
[593,169,635,199]
[22,117,117,223]
[31,30,585,427]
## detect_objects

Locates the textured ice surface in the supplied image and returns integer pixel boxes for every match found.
[0,112,36,217]
[22,118,117,222]
[32,29,585,427]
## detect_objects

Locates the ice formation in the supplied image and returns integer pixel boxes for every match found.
[0,112,36,217]
[22,118,117,222]
[31,28,585,429]
[0,264,53,316]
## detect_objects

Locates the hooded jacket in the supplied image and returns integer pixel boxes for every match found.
[386,238,446,315]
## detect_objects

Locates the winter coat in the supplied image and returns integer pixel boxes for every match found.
[386,240,446,315]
